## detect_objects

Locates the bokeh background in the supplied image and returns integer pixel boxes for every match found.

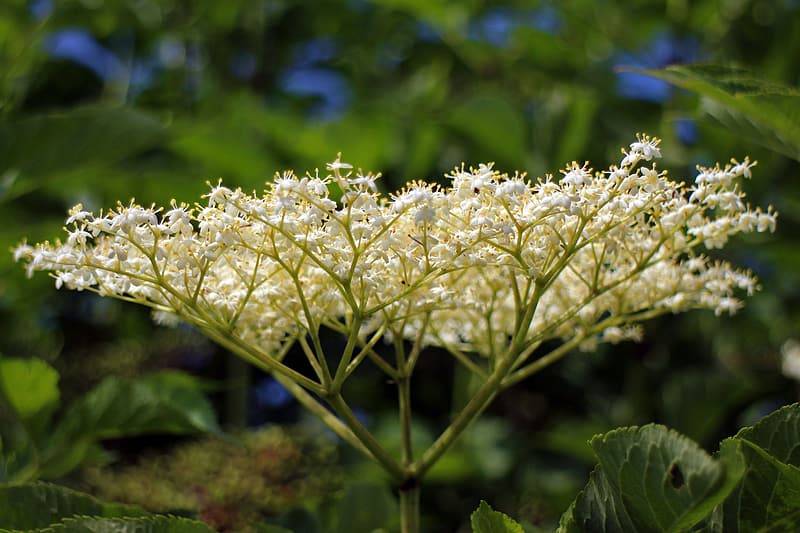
[1,0,799,531]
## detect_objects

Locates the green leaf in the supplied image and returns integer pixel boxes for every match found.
[0,357,60,483]
[0,417,39,485]
[35,515,215,533]
[559,424,743,532]
[0,357,59,424]
[633,65,800,161]
[557,466,636,533]
[40,372,220,478]
[717,403,800,532]
[0,106,167,180]
[732,403,800,466]
[471,501,524,533]
[0,482,145,530]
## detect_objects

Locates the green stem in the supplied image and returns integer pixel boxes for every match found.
[333,314,362,390]
[398,376,413,465]
[399,483,420,533]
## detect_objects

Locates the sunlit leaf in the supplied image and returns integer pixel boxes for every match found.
[471,500,524,533]
[633,65,800,161]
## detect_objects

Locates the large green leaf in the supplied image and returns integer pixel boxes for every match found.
[716,403,800,532]
[0,105,167,180]
[40,372,220,479]
[471,501,524,533]
[0,415,38,485]
[634,65,800,161]
[557,466,637,533]
[559,424,744,532]
[28,515,215,533]
[0,482,146,530]
[733,403,800,466]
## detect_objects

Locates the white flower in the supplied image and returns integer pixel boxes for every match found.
[153,310,181,327]
[629,134,662,160]
[326,155,353,172]
[207,182,232,207]
[66,204,92,225]
[561,163,591,187]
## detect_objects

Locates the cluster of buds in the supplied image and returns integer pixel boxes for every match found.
[15,135,776,395]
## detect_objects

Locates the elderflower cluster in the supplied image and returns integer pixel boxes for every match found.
[15,135,776,374]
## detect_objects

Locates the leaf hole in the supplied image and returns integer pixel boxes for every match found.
[668,462,685,489]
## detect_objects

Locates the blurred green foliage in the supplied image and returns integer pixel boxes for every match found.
[0,356,219,483]
[86,426,341,531]
[0,0,799,530]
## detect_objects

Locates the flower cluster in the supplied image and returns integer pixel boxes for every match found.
[15,135,776,388]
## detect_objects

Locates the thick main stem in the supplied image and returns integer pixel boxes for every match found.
[399,483,420,533]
